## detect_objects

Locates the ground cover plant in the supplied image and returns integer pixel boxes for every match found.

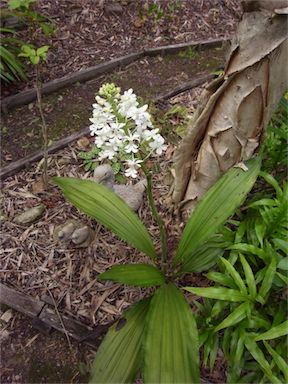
[0,0,54,83]
[54,83,262,383]
[189,95,288,383]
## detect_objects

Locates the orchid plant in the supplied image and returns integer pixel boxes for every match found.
[54,83,262,383]
[89,83,166,178]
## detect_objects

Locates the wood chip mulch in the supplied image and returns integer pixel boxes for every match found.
[1,0,242,97]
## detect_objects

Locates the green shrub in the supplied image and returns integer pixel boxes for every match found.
[190,173,287,383]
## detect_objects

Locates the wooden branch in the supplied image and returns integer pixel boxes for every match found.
[1,52,143,113]
[0,283,45,317]
[0,127,89,179]
[144,37,228,56]
[154,73,214,101]
[1,37,229,113]
[0,283,109,348]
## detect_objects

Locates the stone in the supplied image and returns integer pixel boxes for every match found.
[93,164,147,211]
[13,205,45,225]
[104,3,123,15]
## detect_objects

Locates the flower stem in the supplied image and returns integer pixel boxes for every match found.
[141,164,167,264]
[35,65,48,189]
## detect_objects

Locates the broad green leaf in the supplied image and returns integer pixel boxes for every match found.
[205,271,236,288]
[222,327,233,359]
[211,301,228,318]
[220,257,247,294]
[179,234,228,273]
[144,283,199,383]
[254,218,266,246]
[229,243,267,261]
[277,258,288,271]
[37,45,49,56]
[90,298,150,383]
[264,341,288,382]
[239,254,257,298]
[249,198,277,208]
[255,320,288,341]
[98,264,164,287]
[258,247,277,302]
[209,334,219,371]
[244,336,281,384]
[259,172,283,198]
[54,177,156,259]
[214,302,250,332]
[273,238,288,253]
[184,287,247,302]
[275,271,288,285]
[176,157,261,262]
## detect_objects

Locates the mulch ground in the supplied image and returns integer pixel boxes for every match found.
[1,0,242,97]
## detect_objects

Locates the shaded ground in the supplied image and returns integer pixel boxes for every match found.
[0,310,92,384]
[1,44,225,164]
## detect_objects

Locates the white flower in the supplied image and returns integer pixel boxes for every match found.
[118,89,139,116]
[142,128,160,141]
[149,134,167,155]
[124,158,143,178]
[94,126,113,147]
[124,132,140,154]
[99,142,119,160]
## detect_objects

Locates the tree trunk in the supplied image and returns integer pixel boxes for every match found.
[171,1,288,213]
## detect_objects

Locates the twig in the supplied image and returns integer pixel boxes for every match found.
[47,288,73,351]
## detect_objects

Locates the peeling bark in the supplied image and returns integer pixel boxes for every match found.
[171,1,288,212]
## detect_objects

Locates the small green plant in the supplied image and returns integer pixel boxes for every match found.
[147,2,164,20]
[261,94,288,173]
[190,173,288,383]
[55,83,261,384]
[0,27,26,82]
[0,0,54,83]
[19,44,50,187]
[179,46,199,59]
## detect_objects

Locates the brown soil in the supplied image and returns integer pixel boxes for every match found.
[1,0,242,96]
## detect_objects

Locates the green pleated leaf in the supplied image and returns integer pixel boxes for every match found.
[239,254,257,298]
[90,298,150,384]
[144,283,200,383]
[214,301,250,332]
[176,157,261,262]
[255,320,288,341]
[219,257,247,295]
[179,232,233,273]
[98,264,165,287]
[264,341,288,382]
[185,287,247,302]
[54,177,156,259]
[244,336,281,384]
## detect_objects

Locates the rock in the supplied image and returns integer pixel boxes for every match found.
[32,179,46,194]
[71,225,94,248]
[53,220,79,242]
[77,137,91,149]
[93,164,147,211]
[13,205,45,225]
[104,2,123,14]
[1,309,13,323]
[54,220,94,247]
